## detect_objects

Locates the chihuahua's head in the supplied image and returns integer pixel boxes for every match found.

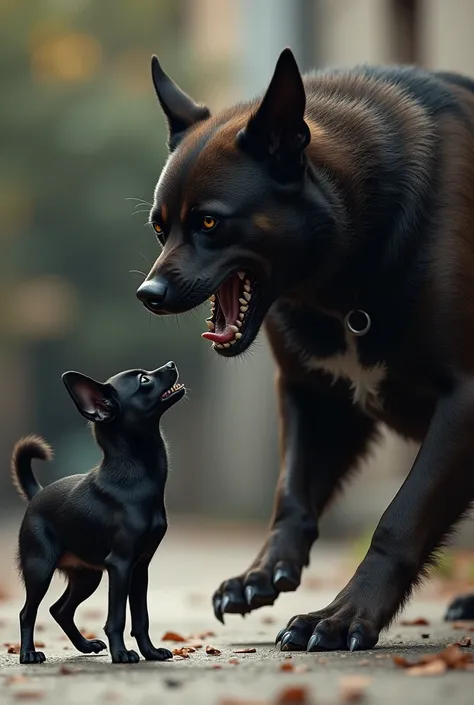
[136,48,336,357]
[62,362,185,434]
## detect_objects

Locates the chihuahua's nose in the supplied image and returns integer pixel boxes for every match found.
[136,279,168,312]
[166,361,176,369]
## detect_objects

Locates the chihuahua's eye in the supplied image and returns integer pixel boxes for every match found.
[202,216,218,231]
[139,374,152,386]
[153,223,163,236]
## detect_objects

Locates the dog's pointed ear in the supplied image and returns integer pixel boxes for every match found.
[151,55,210,150]
[238,48,310,171]
[62,372,119,423]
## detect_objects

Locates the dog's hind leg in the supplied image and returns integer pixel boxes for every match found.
[50,570,106,654]
[445,593,474,621]
[19,528,58,664]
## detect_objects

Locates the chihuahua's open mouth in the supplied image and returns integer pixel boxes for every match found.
[201,271,258,351]
[161,382,185,400]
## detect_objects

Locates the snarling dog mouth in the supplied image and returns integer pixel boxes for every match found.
[201,270,259,354]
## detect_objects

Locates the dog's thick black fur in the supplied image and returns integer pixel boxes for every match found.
[12,362,184,664]
[137,48,474,651]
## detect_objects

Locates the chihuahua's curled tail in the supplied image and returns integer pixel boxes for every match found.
[11,435,53,502]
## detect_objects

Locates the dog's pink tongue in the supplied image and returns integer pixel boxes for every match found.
[202,275,240,343]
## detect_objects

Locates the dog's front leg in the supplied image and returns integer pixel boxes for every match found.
[129,559,173,661]
[212,371,378,621]
[104,554,139,664]
[277,380,474,651]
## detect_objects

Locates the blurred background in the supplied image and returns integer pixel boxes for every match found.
[2,0,474,597]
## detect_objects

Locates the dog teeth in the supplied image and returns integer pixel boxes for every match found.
[235,332,242,339]
[239,298,247,305]
[237,271,245,280]
[229,324,239,333]
[240,305,248,313]
[239,312,244,320]
[243,291,251,301]
[206,320,215,331]
[244,283,250,292]
[209,294,216,302]
[223,343,230,348]
[236,320,242,328]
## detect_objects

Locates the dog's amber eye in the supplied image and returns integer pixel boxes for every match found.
[153,223,163,236]
[202,216,217,231]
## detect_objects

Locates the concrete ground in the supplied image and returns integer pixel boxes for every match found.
[1,521,474,704]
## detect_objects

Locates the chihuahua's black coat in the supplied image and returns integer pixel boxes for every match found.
[12,362,184,664]
[136,48,474,651]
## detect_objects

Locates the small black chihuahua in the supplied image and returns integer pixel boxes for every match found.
[11,361,185,665]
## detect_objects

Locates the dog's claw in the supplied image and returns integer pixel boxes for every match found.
[349,636,359,652]
[280,633,292,651]
[307,634,321,652]
[213,596,224,624]
[221,595,231,614]
[245,586,256,605]
[275,627,286,645]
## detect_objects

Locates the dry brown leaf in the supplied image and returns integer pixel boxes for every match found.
[228,658,240,665]
[275,686,310,704]
[206,645,222,655]
[407,660,447,677]
[262,615,276,624]
[34,641,45,648]
[59,664,82,675]
[6,676,29,686]
[233,648,256,654]
[451,636,472,647]
[162,631,186,642]
[7,644,20,654]
[279,661,294,672]
[340,675,372,701]
[394,644,474,672]
[172,647,190,658]
[80,631,97,640]
[400,617,429,626]
[12,692,45,701]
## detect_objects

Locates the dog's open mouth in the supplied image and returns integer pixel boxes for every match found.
[201,271,257,350]
[161,382,185,400]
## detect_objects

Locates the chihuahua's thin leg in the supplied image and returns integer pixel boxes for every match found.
[19,550,57,664]
[104,555,138,664]
[129,559,172,661]
[50,570,106,654]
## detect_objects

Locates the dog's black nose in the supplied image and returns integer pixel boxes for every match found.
[136,279,167,311]
[166,361,175,369]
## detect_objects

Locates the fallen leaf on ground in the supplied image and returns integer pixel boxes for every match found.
[34,641,45,648]
[6,676,29,685]
[400,617,429,626]
[12,692,45,701]
[7,644,20,654]
[262,616,276,624]
[80,631,97,640]
[211,664,222,670]
[233,648,256,653]
[275,685,311,704]
[206,645,222,655]
[279,661,294,672]
[172,648,190,658]
[451,621,474,630]
[59,664,82,675]
[162,631,186,642]
[407,660,447,677]
[228,658,240,665]
[394,644,474,674]
[339,675,371,701]
[451,636,472,647]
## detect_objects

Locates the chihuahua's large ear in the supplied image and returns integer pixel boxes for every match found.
[238,49,310,178]
[151,55,210,150]
[62,372,119,423]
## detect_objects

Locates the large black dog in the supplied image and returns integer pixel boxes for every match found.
[137,48,474,651]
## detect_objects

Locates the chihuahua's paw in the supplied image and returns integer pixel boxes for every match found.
[83,639,107,654]
[143,647,173,662]
[111,649,140,664]
[20,650,46,665]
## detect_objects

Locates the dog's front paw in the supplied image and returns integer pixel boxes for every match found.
[83,639,107,654]
[276,609,379,653]
[142,647,173,662]
[445,593,474,621]
[111,649,140,664]
[212,528,308,622]
[20,650,46,665]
